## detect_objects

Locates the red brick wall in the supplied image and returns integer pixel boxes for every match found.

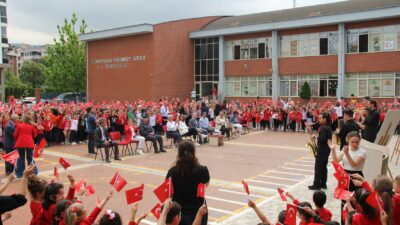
[87,33,155,102]
[153,17,219,100]
[279,55,338,75]
[225,59,272,76]
[346,18,400,29]
[346,52,400,73]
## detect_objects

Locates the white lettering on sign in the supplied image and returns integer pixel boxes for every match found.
[91,55,146,69]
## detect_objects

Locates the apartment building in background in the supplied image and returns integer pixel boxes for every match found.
[7,44,50,76]
[0,0,8,101]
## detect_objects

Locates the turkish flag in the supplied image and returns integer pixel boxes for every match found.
[277,188,287,201]
[242,180,250,195]
[333,171,348,181]
[85,185,96,196]
[125,184,144,205]
[2,150,20,166]
[284,204,297,225]
[366,192,383,211]
[332,161,345,173]
[151,203,162,220]
[109,172,119,185]
[337,175,350,190]
[59,157,71,170]
[154,177,173,203]
[33,139,46,158]
[112,174,127,192]
[333,187,353,200]
[75,177,87,193]
[197,183,205,198]
[53,167,59,178]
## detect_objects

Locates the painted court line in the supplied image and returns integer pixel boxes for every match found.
[247,179,289,187]
[224,142,304,151]
[141,219,157,225]
[269,170,308,176]
[281,167,314,173]
[207,207,235,215]
[297,160,315,163]
[218,189,266,198]
[284,163,314,167]
[258,175,302,182]
[206,196,246,206]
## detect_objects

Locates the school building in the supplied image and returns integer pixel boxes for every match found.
[79,0,400,102]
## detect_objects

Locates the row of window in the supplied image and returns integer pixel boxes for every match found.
[345,73,400,97]
[222,24,400,61]
[224,73,400,97]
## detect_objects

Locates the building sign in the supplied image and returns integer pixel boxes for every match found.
[91,55,146,69]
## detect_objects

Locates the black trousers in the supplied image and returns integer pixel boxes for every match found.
[186,128,198,141]
[145,135,164,152]
[312,150,330,187]
[97,142,119,160]
[4,147,14,175]
[51,127,59,143]
[70,130,77,143]
[154,124,163,135]
[44,131,51,145]
[88,133,95,154]
[77,128,87,142]
[166,131,182,144]
[220,125,231,138]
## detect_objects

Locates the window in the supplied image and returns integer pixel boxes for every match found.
[369,33,382,52]
[250,44,258,59]
[258,43,265,58]
[345,73,397,97]
[328,79,338,97]
[290,40,298,56]
[396,73,400,96]
[280,81,290,96]
[298,36,309,56]
[240,44,249,59]
[234,45,240,60]
[319,80,327,96]
[359,34,368,52]
[225,76,272,97]
[329,33,338,54]
[383,33,396,51]
[348,34,359,53]
[319,38,328,55]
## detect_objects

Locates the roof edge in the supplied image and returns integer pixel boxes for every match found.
[79,24,154,42]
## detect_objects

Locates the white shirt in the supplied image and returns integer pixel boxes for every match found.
[334,106,343,117]
[342,148,367,171]
[149,115,156,127]
[178,121,189,135]
[70,119,78,131]
[166,121,178,132]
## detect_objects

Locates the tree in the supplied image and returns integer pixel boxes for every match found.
[45,13,87,93]
[299,82,311,100]
[20,61,46,88]
[4,70,30,98]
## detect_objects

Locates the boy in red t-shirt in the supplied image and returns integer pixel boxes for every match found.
[313,190,332,222]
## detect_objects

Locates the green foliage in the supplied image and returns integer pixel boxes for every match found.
[299,81,311,100]
[4,70,31,98]
[45,13,87,93]
[19,61,46,88]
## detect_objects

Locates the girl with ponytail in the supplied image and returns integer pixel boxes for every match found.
[166,140,210,225]
[27,174,48,225]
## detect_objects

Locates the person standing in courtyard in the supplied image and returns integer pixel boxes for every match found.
[166,141,210,225]
[357,99,380,143]
[309,112,332,190]
[4,114,18,175]
[86,107,96,155]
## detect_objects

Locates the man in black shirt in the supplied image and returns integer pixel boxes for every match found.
[140,115,165,153]
[337,110,360,150]
[309,113,332,190]
[358,99,380,143]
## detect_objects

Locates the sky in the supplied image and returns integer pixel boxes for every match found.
[7,0,346,45]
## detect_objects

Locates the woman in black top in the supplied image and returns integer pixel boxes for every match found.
[308,112,332,190]
[166,141,210,225]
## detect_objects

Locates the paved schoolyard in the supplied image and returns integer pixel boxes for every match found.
[0,130,344,225]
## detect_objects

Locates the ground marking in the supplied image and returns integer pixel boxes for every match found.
[207,207,235,215]
[257,175,302,182]
[206,195,246,206]
[218,189,266,198]
[281,167,314,173]
[224,142,304,151]
[247,179,289,187]
[268,170,308,176]
[284,163,314,167]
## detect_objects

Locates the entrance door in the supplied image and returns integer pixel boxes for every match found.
[201,82,213,98]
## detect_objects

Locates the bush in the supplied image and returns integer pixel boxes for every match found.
[299,82,311,100]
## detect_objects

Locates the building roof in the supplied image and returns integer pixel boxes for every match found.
[79,24,154,42]
[201,0,400,31]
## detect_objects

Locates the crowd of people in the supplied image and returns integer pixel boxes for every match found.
[0,95,399,225]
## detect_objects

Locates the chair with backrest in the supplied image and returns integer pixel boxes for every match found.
[163,125,174,148]
[109,131,130,157]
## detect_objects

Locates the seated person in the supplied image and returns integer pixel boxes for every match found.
[199,112,214,143]
[95,118,120,163]
[166,115,182,147]
[139,115,166,153]
[188,113,202,144]
[125,119,146,154]
[230,112,243,134]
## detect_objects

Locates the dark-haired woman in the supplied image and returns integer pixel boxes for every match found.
[309,113,332,190]
[166,141,210,225]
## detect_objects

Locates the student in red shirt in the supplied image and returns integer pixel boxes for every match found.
[297,202,324,225]
[43,115,52,146]
[64,190,113,225]
[393,175,400,225]
[38,175,75,225]
[28,175,48,225]
[313,191,332,222]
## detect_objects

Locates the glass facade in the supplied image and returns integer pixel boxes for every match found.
[194,37,219,97]
[280,75,338,97]
[225,76,272,97]
[345,72,400,97]
[225,38,272,61]
[347,25,400,53]
[280,32,338,57]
